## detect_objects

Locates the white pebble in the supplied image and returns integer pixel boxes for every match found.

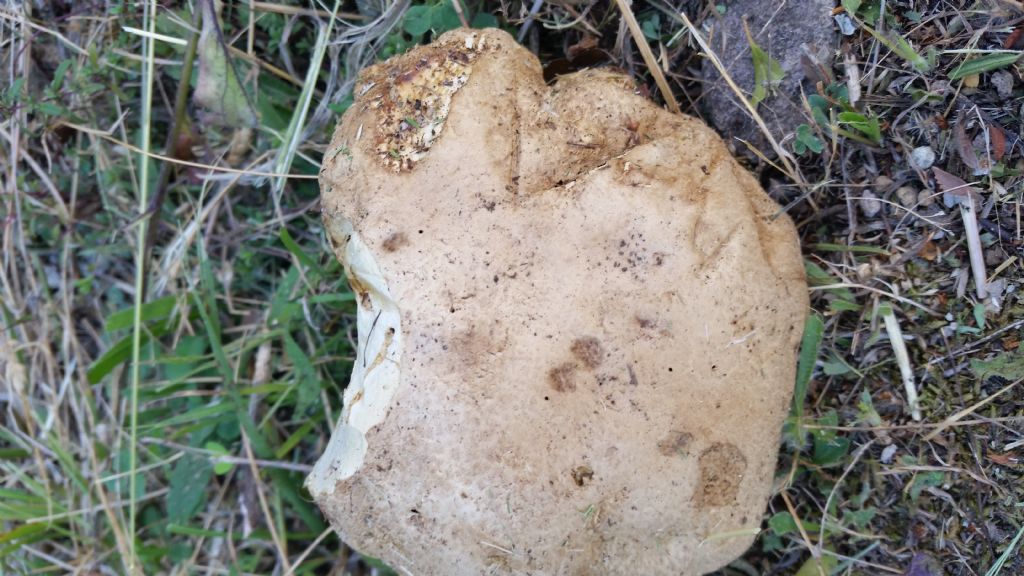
[859,190,882,218]
[910,146,935,170]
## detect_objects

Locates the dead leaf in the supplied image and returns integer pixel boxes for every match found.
[931,166,982,207]
[903,553,940,576]
[918,239,939,261]
[194,0,258,128]
[1005,26,1024,50]
[988,452,1019,466]
[990,123,1007,161]
[953,115,982,174]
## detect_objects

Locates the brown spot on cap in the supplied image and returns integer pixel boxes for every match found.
[382,232,409,252]
[571,465,594,487]
[696,442,747,508]
[657,430,693,457]
[548,362,577,392]
[570,336,605,369]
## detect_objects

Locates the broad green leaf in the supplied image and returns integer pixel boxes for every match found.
[49,60,74,92]
[163,335,209,382]
[105,294,178,331]
[971,351,1024,381]
[838,111,882,144]
[430,3,463,34]
[949,52,1021,80]
[144,401,233,430]
[768,511,799,535]
[167,453,213,524]
[812,410,850,467]
[204,441,234,475]
[795,555,837,576]
[909,470,944,501]
[403,5,432,36]
[87,319,173,384]
[35,102,66,116]
[794,124,824,155]
[829,299,861,313]
[793,314,824,421]
[471,12,499,29]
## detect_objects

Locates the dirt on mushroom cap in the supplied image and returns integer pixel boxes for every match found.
[312,27,807,576]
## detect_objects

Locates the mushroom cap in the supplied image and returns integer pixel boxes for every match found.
[311,28,808,575]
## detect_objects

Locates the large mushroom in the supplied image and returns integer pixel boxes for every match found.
[308,28,807,575]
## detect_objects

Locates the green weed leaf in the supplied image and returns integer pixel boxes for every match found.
[745,25,785,107]
[793,124,824,155]
[949,52,1021,80]
[167,453,212,524]
[793,314,824,422]
[838,111,882,144]
[811,410,850,467]
[971,351,1024,381]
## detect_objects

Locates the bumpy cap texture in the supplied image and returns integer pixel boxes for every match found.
[310,27,808,576]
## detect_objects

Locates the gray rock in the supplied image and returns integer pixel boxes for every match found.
[699,0,836,156]
[992,70,1014,99]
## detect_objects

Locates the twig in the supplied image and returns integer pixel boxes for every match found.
[142,9,200,295]
[780,490,823,573]
[809,282,940,316]
[923,377,1023,442]
[450,0,469,28]
[959,195,989,300]
[60,122,319,179]
[250,1,363,20]
[613,0,680,114]
[881,303,921,421]
[517,0,545,43]
[817,439,877,556]
[242,430,294,574]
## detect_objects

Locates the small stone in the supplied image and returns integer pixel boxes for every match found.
[896,186,918,207]
[859,190,882,217]
[992,70,1014,99]
[910,146,935,170]
[917,188,935,207]
[873,174,894,192]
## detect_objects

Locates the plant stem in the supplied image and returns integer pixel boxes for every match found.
[142,11,201,293]
[128,0,158,572]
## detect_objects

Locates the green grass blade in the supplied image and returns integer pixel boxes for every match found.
[793,313,824,422]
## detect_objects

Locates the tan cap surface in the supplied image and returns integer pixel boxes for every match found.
[310,27,808,576]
